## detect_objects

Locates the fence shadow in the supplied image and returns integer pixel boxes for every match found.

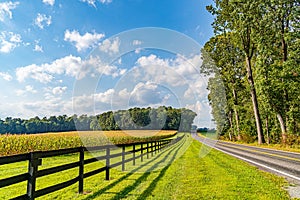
[83,137,186,200]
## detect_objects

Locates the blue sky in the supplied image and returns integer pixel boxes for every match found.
[0,0,216,127]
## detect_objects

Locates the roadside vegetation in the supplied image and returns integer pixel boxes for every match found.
[202,0,299,145]
[0,135,290,199]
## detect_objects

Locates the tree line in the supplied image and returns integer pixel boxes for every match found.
[202,0,299,144]
[0,106,196,134]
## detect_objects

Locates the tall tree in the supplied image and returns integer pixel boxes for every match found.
[207,0,265,143]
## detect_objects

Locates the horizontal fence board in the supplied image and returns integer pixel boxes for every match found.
[37,161,80,178]
[0,153,29,165]
[84,155,106,165]
[85,145,117,152]
[110,161,123,168]
[35,176,79,198]
[83,166,106,179]
[39,147,81,158]
[0,173,28,188]
[109,152,123,159]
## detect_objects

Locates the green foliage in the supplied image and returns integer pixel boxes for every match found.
[0,106,196,134]
[204,0,299,144]
[93,106,196,132]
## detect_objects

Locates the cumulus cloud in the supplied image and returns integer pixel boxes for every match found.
[81,0,112,7]
[34,44,43,52]
[0,72,12,81]
[42,0,55,6]
[0,31,22,53]
[0,1,19,22]
[132,53,213,126]
[99,37,120,55]
[22,97,72,118]
[35,13,52,29]
[16,85,37,96]
[52,86,67,95]
[64,29,105,52]
[33,40,43,52]
[16,55,125,83]
[130,82,163,106]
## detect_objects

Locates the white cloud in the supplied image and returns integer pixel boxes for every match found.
[130,82,163,106]
[21,97,72,118]
[137,54,169,67]
[134,48,142,54]
[0,31,22,53]
[35,13,52,29]
[0,72,12,81]
[81,0,112,7]
[99,37,120,55]
[132,40,142,46]
[64,29,105,52]
[34,44,43,52]
[52,86,67,95]
[16,85,37,96]
[16,55,125,83]
[42,0,55,6]
[0,1,19,22]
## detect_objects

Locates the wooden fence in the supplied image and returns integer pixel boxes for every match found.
[0,135,184,199]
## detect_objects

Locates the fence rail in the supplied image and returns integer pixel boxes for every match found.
[0,135,184,199]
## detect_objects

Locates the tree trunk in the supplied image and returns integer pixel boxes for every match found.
[245,56,265,144]
[265,116,270,144]
[232,88,241,140]
[277,113,287,144]
[228,110,233,141]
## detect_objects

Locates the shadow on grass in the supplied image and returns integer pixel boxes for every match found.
[136,141,182,200]
[83,137,186,200]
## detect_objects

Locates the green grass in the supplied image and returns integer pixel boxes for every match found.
[0,134,290,199]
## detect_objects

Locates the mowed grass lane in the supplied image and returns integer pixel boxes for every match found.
[0,134,290,199]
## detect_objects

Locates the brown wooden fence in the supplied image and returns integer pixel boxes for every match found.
[0,135,184,199]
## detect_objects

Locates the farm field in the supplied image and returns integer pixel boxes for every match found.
[0,130,177,156]
[0,134,290,199]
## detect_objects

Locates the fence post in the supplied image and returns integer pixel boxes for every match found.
[141,143,143,162]
[27,152,42,200]
[151,142,154,157]
[147,142,149,159]
[133,144,136,166]
[122,146,125,171]
[79,147,84,194]
[106,147,110,180]
[159,141,161,152]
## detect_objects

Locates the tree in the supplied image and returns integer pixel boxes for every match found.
[207,0,265,143]
[255,0,300,143]
[201,33,246,140]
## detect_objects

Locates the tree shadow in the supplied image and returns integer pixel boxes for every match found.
[110,138,185,200]
[83,137,186,200]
